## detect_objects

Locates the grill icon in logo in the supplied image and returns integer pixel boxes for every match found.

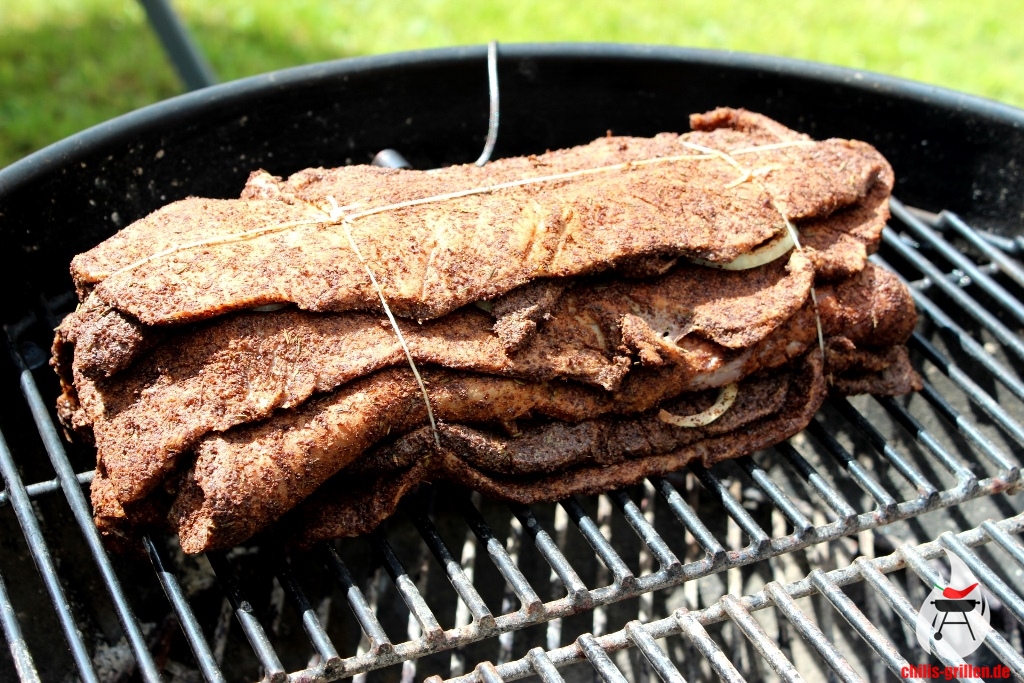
[915,549,991,657]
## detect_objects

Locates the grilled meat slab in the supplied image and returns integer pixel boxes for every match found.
[159,263,914,552]
[55,109,917,556]
[70,252,816,502]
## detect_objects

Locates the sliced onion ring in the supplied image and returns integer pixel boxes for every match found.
[658,383,739,428]
[690,230,795,271]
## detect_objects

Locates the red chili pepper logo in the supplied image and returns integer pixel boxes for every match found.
[942,583,978,599]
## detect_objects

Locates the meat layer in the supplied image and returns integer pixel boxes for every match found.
[286,350,828,547]
[89,256,913,511]
[72,251,817,503]
[165,262,915,552]
[90,338,917,553]
[70,110,891,328]
[65,109,915,556]
[55,152,891,386]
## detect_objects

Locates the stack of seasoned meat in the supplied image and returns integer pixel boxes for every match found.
[52,109,919,554]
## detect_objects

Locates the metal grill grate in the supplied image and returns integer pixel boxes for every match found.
[1,201,1023,683]
[441,513,1024,683]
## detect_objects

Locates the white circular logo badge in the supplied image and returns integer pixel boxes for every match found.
[915,549,991,658]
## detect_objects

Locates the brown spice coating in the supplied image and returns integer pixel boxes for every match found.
[167,263,916,553]
[57,280,571,386]
[287,341,918,548]
[70,110,890,327]
[70,252,816,504]
[689,109,895,220]
[827,345,923,395]
[815,262,918,347]
[52,295,165,384]
[90,469,170,556]
[92,260,909,520]
[489,279,566,352]
[447,375,792,476]
[83,258,912,543]
[67,109,912,554]
[799,180,890,281]
[169,368,598,552]
[93,339,917,552]
[286,350,828,547]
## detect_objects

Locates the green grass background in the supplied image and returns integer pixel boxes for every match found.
[1,0,1022,169]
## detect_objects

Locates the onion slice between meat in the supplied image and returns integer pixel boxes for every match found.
[690,231,795,271]
[658,383,739,428]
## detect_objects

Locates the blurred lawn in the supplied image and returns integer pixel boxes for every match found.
[1,0,1022,168]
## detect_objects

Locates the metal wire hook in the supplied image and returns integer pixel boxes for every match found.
[474,40,500,166]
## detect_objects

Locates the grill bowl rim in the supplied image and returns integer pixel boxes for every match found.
[3,41,1024,196]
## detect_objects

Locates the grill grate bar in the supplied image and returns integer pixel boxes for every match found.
[980,520,1024,568]
[458,498,543,618]
[206,551,287,683]
[561,499,636,590]
[762,582,863,683]
[0,571,40,683]
[874,395,979,491]
[939,533,1024,626]
[0,426,99,683]
[719,594,806,683]
[408,504,497,630]
[891,198,1024,325]
[908,330,1024,450]
[773,441,859,527]
[524,647,566,683]
[852,558,976,675]
[510,505,592,608]
[142,537,226,683]
[674,610,747,683]
[18,368,164,683]
[941,211,1024,288]
[653,477,727,565]
[808,569,910,679]
[623,620,686,683]
[0,470,92,507]
[913,206,1024,255]
[827,397,940,502]
[909,259,1002,291]
[916,380,1022,475]
[443,513,1024,683]
[275,558,342,672]
[447,511,479,676]
[319,545,394,655]
[608,490,682,575]
[803,420,898,517]
[689,464,771,552]
[469,661,504,683]
[881,227,1024,362]
[576,633,629,683]
[372,534,446,644]
[735,456,814,537]
[877,253,1024,405]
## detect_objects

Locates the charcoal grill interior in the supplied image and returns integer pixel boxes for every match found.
[1,45,1023,683]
